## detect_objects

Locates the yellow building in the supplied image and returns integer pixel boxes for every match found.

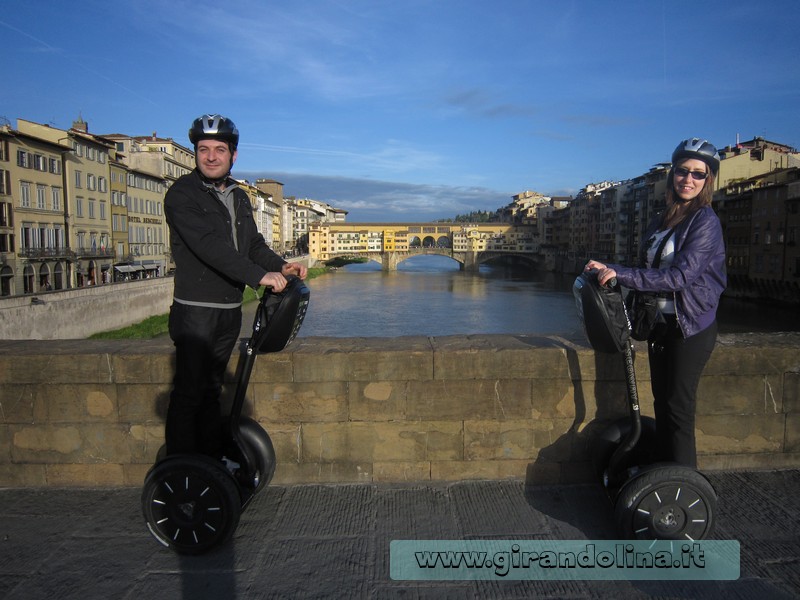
[17,118,115,287]
[125,167,167,278]
[0,123,71,294]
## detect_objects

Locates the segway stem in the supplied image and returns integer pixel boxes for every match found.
[606,342,642,486]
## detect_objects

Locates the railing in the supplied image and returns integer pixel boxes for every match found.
[17,248,76,260]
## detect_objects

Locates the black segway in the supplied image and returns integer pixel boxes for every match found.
[141,277,310,554]
[573,270,717,541]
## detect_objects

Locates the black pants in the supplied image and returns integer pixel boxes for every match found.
[648,315,717,468]
[165,303,242,457]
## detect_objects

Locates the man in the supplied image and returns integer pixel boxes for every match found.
[163,113,306,460]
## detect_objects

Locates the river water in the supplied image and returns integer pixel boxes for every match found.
[292,255,800,339]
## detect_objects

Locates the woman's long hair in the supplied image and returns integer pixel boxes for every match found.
[661,164,715,229]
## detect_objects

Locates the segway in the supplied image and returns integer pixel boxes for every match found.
[141,277,310,554]
[573,270,717,541]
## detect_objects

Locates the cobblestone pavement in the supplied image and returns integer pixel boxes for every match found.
[1,469,798,599]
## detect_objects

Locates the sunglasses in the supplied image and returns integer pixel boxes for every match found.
[674,166,708,180]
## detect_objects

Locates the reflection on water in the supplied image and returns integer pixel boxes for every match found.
[296,255,800,338]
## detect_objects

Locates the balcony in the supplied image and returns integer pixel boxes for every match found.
[17,247,76,260]
[74,247,116,259]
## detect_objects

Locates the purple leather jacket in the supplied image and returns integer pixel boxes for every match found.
[609,206,726,338]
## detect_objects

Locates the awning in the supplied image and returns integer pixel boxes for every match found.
[114,265,136,272]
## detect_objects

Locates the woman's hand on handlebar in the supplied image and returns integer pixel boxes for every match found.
[584,260,617,287]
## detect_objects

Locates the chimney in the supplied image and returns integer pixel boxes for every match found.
[152,131,157,140]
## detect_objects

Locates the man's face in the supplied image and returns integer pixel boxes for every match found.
[196,139,237,181]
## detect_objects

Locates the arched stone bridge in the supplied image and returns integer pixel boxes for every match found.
[307,222,543,271]
[348,248,542,271]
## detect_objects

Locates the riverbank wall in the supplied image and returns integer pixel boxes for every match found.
[1,332,797,487]
[0,278,174,339]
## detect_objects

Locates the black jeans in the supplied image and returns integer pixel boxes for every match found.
[165,303,242,457]
[648,315,717,468]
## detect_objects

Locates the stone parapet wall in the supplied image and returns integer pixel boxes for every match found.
[0,333,798,487]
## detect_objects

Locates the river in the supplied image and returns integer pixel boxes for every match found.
[286,255,800,339]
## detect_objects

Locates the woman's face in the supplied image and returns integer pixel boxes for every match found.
[672,158,708,202]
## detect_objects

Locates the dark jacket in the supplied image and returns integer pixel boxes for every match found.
[165,169,286,305]
[609,206,726,338]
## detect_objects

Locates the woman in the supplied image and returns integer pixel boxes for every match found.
[585,138,726,468]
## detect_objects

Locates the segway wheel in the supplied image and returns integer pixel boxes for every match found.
[238,417,276,492]
[614,465,717,541]
[141,455,242,554]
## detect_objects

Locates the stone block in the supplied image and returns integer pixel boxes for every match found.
[429,459,529,481]
[349,380,409,421]
[0,463,47,487]
[127,424,164,463]
[112,350,174,384]
[263,422,302,466]
[292,337,433,383]
[707,337,800,376]
[406,379,531,421]
[0,351,116,384]
[46,463,126,486]
[271,461,374,484]
[531,378,579,420]
[786,413,800,453]
[696,414,786,455]
[42,384,119,422]
[11,424,137,464]
[252,381,348,423]
[373,461,431,482]
[301,421,463,463]
[0,384,48,423]
[785,372,800,414]
[117,383,170,423]
[250,351,295,383]
[124,463,152,486]
[696,375,783,415]
[562,344,643,382]
[464,419,564,460]
[431,335,569,381]
[699,452,800,471]
[569,379,631,423]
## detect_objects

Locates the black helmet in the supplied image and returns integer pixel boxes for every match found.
[188,114,239,149]
[671,138,720,176]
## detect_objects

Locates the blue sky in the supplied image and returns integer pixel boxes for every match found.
[3,0,799,222]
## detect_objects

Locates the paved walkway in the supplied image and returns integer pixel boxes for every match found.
[1,469,798,599]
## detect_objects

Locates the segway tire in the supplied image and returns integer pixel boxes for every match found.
[142,455,242,554]
[237,417,277,492]
[614,464,717,540]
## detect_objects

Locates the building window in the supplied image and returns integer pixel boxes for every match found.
[17,150,29,168]
[76,196,84,218]
[88,199,96,219]
[20,182,31,208]
[49,157,61,174]
[74,170,82,188]
[37,184,46,209]
[99,201,106,220]
[0,169,10,195]
[98,177,107,193]
[52,187,61,212]
[87,174,96,191]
